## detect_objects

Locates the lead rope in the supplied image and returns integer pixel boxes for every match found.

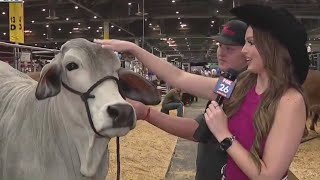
[116,137,121,180]
[61,75,126,180]
[116,86,127,180]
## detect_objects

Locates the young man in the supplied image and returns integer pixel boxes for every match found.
[194,20,247,180]
[95,19,248,180]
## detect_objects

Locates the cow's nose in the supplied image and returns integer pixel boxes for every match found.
[107,104,135,128]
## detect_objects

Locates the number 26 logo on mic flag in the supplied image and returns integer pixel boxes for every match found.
[213,77,236,98]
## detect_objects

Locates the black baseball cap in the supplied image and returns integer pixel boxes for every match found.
[212,20,248,46]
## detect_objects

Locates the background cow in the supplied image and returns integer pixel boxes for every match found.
[0,38,160,180]
[302,69,320,133]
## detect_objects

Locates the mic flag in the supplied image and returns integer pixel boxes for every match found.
[213,69,238,105]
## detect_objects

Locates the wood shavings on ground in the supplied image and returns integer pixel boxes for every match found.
[290,119,320,180]
[106,107,178,180]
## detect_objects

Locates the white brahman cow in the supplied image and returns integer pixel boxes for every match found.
[0,38,160,180]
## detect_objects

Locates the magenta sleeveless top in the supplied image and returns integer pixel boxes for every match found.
[225,87,261,180]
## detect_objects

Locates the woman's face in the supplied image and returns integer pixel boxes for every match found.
[241,26,265,74]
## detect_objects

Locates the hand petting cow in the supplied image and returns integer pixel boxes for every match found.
[0,38,160,180]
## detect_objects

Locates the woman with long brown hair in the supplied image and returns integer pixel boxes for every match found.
[204,4,309,179]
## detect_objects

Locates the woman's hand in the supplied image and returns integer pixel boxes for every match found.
[94,39,137,53]
[204,101,231,142]
[126,98,149,120]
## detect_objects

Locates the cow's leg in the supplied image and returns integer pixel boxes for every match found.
[310,113,319,131]
[303,125,309,137]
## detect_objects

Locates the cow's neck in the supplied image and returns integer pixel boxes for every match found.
[3,87,110,180]
[54,91,111,179]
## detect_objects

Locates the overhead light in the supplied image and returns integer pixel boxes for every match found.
[96,30,100,32]
[78,23,81,25]
[66,18,69,21]
[35,44,37,46]
[216,10,219,13]
[149,23,152,26]
[219,0,223,1]
[73,27,79,31]
[169,44,177,47]
[211,25,214,27]
[179,22,182,24]
[42,9,46,12]
[118,29,121,31]
[172,0,175,3]
[74,6,78,9]
[44,45,47,47]
[46,24,49,28]
[58,28,61,31]
[176,11,179,14]
[55,42,57,44]
[128,2,132,5]
[309,43,312,46]
[185,38,187,40]
[180,24,187,28]
[111,25,114,28]
[43,33,46,36]
[88,26,91,29]
[3,32,6,35]
[211,20,215,23]
[178,17,181,20]
[2,12,5,15]
[99,26,103,29]
[69,32,72,34]
[93,16,97,19]
[31,20,35,23]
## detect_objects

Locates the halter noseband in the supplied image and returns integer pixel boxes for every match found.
[61,75,125,137]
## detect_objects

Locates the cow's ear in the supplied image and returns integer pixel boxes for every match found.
[35,62,62,100]
[118,68,161,105]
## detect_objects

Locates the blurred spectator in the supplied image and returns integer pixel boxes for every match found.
[161,88,184,117]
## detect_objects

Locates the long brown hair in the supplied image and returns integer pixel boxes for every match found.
[223,27,306,171]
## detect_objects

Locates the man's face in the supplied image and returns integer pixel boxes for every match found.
[216,43,247,72]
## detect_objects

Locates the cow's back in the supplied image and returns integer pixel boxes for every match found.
[0,61,37,119]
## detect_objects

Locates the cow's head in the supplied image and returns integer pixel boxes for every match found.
[34,38,160,177]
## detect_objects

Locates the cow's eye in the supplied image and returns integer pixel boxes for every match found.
[66,62,79,71]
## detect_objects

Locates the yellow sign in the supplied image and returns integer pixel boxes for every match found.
[9,3,24,43]
[103,21,110,39]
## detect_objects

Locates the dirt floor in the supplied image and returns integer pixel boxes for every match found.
[290,119,320,180]
[106,106,178,180]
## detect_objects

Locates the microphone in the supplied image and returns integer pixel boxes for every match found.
[213,69,238,105]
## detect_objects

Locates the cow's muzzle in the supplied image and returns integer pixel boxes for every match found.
[107,103,135,128]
